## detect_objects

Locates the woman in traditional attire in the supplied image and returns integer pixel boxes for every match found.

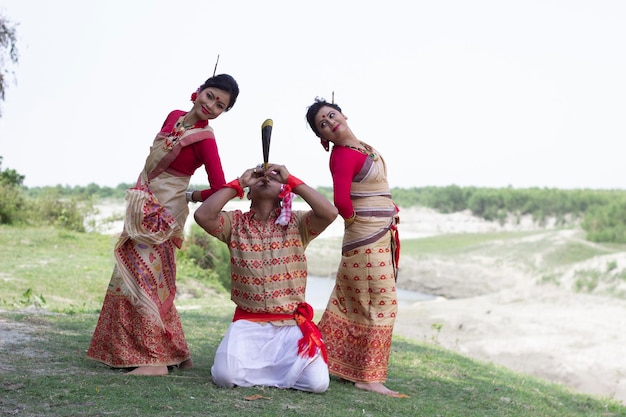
[305,98,401,396]
[87,74,239,376]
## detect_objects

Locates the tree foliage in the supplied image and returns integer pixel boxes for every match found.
[391,185,616,223]
[0,156,25,224]
[306,185,626,243]
[0,12,19,115]
[582,198,626,243]
[5,154,626,244]
[180,224,232,291]
[0,156,92,230]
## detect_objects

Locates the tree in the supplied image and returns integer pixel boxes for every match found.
[0,12,19,116]
[0,155,25,224]
[0,155,24,186]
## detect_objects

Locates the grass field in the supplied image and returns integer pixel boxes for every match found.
[1,225,626,416]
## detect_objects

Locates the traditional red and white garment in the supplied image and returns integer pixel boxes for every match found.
[318,141,400,383]
[86,260,190,368]
[87,111,225,369]
[208,208,329,392]
[212,320,329,392]
[86,173,192,368]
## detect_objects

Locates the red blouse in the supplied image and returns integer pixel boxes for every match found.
[329,146,367,219]
[160,110,226,201]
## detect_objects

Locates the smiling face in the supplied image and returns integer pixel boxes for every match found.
[313,105,348,142]
[191,87,232,121]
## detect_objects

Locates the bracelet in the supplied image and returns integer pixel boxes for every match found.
[344,212,356,226]
[185,189,198,203]
[224,178,244,199]
[287,175,304,191]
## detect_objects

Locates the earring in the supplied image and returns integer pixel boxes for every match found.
[320,139,330,152]
[190,92,197,102]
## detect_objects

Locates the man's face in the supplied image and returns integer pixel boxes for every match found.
[248,174,281,201]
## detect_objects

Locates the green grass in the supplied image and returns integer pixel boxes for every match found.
[1,225,625,416]
[2,310,624,417]
[0,226,116,312]
[541,241,614,266]
[400,228,626,291]
[400,231,540,255]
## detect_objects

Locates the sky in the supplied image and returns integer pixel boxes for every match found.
[1,0,625,190]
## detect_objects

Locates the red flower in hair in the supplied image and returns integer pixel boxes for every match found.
[190,92,197,102]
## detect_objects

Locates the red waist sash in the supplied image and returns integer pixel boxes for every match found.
[233,303,327,363]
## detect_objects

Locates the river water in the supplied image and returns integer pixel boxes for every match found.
[306,276,434,311]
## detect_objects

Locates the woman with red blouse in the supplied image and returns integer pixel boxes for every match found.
[87,74,239,376]
[306,98,402,396]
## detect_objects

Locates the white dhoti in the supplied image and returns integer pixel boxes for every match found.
[211,320,329,393]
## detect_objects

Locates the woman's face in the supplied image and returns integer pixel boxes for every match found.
[192,87,231,120]
[314,106,348,141]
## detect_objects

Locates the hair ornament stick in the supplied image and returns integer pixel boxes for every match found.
[213,54,220,77]
[261,119,273,170]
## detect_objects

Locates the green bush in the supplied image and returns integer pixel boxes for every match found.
[32,190,94,232]
[582,199,626,243]
[1,191,94,232]
[180,224,231,290]
[1,158,95,230]
[6,149,626,244]
[0,156,27,224]
[0,180,27,224]
[467,189,507,222]
[393,185,472,213]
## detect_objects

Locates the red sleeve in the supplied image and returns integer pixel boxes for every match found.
[161,110,186,133]
[197,138,226,200]
[161,110,226,198]
[329,147,367,219]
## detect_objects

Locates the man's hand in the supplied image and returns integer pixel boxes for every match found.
[239,166,266,188]
[264,163,290,184]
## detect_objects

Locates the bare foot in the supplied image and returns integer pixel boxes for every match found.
[127,366,168,376]
[355,382,399,396]
[178,358,193,369]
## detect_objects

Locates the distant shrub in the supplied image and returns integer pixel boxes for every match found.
[0,157,27,224]
[8,175,626,243]
[34,192,94,232]
[582,199,626,243]
[392,185,471,213]
[1,188,95,232]
[391,185,622,228]
[467,189,508,223]
[180,224,231,290]
[26,182,134,200]
[0,180,27,224]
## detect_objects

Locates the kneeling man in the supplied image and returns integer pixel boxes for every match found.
[194,163,338,392]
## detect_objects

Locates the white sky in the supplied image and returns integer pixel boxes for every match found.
[1,0,625,190]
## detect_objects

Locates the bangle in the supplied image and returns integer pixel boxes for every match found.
[287,175,304,191]
[344,212,356,226]
[224,178,244,199]
[185,189,197,203]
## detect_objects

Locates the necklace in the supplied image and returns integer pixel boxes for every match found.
[170,116,196,138]
[342,142,378,160]
[179,117,195,129]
